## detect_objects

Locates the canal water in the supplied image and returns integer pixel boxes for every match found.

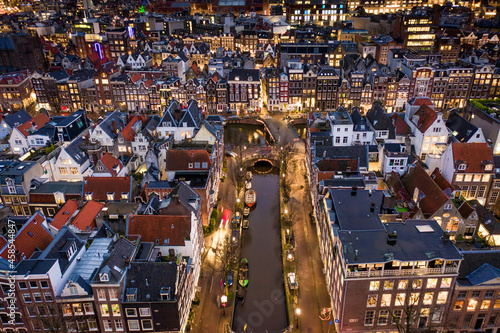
[233,170,287,332]
[224,124,271,146]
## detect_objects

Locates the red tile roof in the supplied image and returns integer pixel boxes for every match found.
[452,142,494,173]
[0,71,28,85]
[71,200,103,231]
[88,52,100,63]
[390,113,411,136]
[121,115,143,142]
[128,215,191,246]
[17,113,50,138]
[458,201,475,219]
[430,168,455,195]
[51,200,79,230]
[166,150,212,171]
[131,73,142,83]
[409,97,434,107]
[401,164,449,218]
[0,236,7,250]
[413,104,437,133]
[99,153,123,177]
[84,177,132,201]
[0,212,53,261]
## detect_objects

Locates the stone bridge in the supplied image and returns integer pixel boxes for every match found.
[241,146,280,168]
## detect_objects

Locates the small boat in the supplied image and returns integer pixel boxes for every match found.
[243,207,250,217]
[232,212,241,228]
[245,189,256,207]
[242,219,249,229]
[246,171,252,181]
[245,181,252,189]
[239,258,249,287]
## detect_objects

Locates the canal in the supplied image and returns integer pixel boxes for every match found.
[232,170,287,332]
[224,124,271,146]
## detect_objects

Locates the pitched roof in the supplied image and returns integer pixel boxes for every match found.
[121,115,143,142]
[99,153,123,177]
[452,142,493,173]
[458,201,475,219]
[63,137,89,166]
[0,212,53,261]
[4,110,31,127]
[84,177,132,201]
[408,97,434,106]
[315,158,358,172]
[128,215,191,246]
[166,150,212,171]
[390,113,411,136]
[51,200,79,230]
[446,111,480,142]
[71,200,104,231]
[400,164,449,218]
[430,168,455,196]
[412,104,437,133]
[17,113,50,138]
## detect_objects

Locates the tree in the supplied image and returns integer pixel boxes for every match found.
[36,302,89,333]
[209,235,239,275]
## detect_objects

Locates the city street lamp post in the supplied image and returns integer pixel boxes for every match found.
[296,308,301,328]
[221,295,227,316]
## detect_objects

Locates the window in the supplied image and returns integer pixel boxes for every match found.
[364,310,375,326]
[59,167,68,175]
[488,313,498,326]
[27,306,36,317]
[23,294,32,303]
[437,291,448,304]
[494,299,500,309]
[472,291,481,298]
[104,320,112,331]
[97,289,106,300]
[412,279,422,289]
[115,320,124,331]
[384,281,394,290]
[367,295,378,307]
[444,204,452,211]
[18,282,27,289]
[426,278,437,288]
[44,293,53,302]
[139,308,150,316]
[369,281,379,291]
[381,294,391,307]
[83,303,93,314]
[63,304,72,315]
[126,308,137,317]
[109,289,118,300]
[441,278,451,288]
[30,281,38,288]
[398,280,408,289]
[128,320,140,331]
[101,304,110,316]
[142,319,153,330]
[377,310,388,325]
[463,314,473,328]
[33,293,42,302]
[107,192,115,201]
[396,293,406,306]
[423,292,434,305]
[393,309,402,324]
[467,299,478,311]
[410,293,420,305]
[486,290,494,298]
[481,300,491,310]
[72,303,83,315]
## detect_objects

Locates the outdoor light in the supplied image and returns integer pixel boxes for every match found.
[285,209,288,214]
[282,173,285,177]
[221,295,227,306]
[237,198,240,203]
[288,253,293,260]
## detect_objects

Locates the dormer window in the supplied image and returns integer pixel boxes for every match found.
[126,288,137,302]
[100,273,109,282]
[458,164,467,171]
[66,242,77,260]
[121,192,128,200]
[188,163,193,169]
[85,192,93,200]
[485,164,493,171]
[160,287,170,300]
[107,193,115,201]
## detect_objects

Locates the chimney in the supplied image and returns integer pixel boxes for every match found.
[351,184,358,196]
[405,136,411,155]
[443,230,451,240]
[323,150,326,158]
[382,191,396,212]
[111,120,117,133]
[370,202,375,212]
[387,231,397,245]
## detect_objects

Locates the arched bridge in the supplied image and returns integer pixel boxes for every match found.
[241,146,280,168]
[224,117,276,143]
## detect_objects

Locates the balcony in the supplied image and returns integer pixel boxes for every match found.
[345,265,459,278]
[80,140,102,151]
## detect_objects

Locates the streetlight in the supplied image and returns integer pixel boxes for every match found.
[221,295,227,315]
[237,198,240,203]
[296,308,301,328]
[284,209,288,214]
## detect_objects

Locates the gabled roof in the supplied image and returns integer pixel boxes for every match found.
[98,153,123,177]
[452,142,493,173]
[446,111,480,142]
[466,263,500,286]
[51,200,79,231]
[84,177,133,201]
[121,115,143,142]
[128,215,191,246]
[366,104,395,136]
[430,168,455,196]
[16,113,50,138]
[63,137,89,166]
[166,150,211,171]
[4,110,31,127]
[390,113,411,136]
[71,200,104,231]
[400,164,449,218]
[96,111,125,139]
[407,97,434,107]
[0,212,53,261]
[94,238,136,284]
[412,104,437,133]
[315,158,358,172]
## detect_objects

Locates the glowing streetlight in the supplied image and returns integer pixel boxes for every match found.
[237,198,240,203]
[296,308,301,328]
[285,209,288,214]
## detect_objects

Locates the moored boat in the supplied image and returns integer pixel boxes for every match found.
[243,207,250,217]
[239,258,249,287]
[245,189,256,207]
[242,219,249,229]
[246,171,252,181]
[245,181,252,189]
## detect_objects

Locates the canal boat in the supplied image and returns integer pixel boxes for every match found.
[243,207,250,217]
[232,211,241,228]
[246,171,253,181]
[245,189,256,207]
[242,219,249,229]
[245,181,252,189]
[239,258,249,287]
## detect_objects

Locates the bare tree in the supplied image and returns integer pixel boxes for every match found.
[37,303,89,333]
[209,236,239,275]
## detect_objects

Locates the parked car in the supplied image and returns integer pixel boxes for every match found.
[225,271,233,286]
[287,272,298,290]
